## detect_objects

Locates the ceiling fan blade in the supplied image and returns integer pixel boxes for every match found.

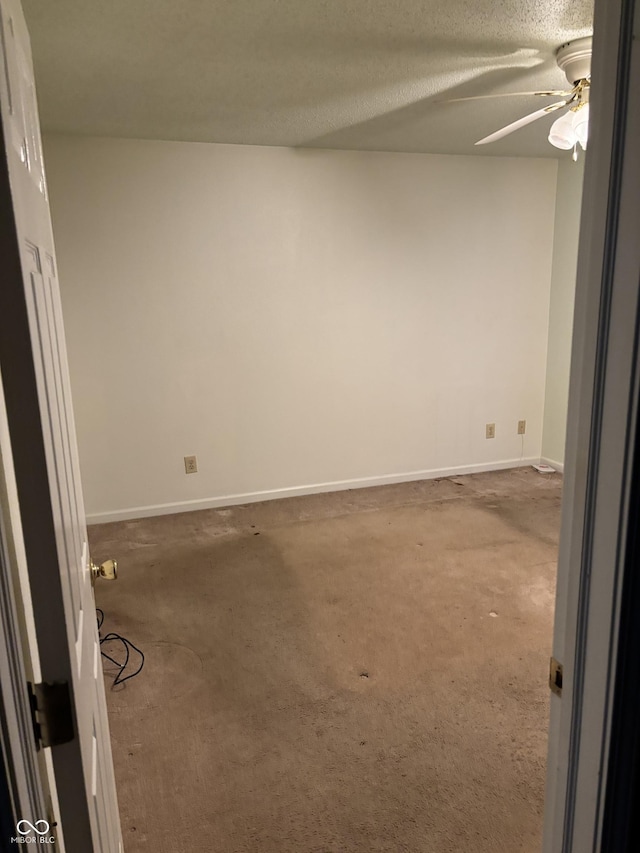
[475,100,568,145]
[442,90,571,104]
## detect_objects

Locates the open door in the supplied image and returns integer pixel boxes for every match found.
[0,0,122,850]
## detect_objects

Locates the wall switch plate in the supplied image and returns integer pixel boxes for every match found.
[184,455,198,474]
[486,423,496,439]
[518,420,526,435]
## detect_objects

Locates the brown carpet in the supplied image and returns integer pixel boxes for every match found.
[91,467,560,853]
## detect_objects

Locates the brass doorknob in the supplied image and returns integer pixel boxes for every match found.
[91,559,118,581]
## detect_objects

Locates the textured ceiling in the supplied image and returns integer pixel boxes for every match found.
[22,0,593,157]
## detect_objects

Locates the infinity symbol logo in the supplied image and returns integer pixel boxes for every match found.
[16,819,50,835]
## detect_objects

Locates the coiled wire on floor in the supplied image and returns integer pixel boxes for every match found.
[96,608,145,686]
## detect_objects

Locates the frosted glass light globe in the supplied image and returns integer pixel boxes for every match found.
[574,103,590,150]
[548,110,578,150]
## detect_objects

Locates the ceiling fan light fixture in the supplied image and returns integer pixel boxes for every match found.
[548,110,577,150]
[465,36,592,155]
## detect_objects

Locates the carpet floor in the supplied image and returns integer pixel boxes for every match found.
[91,467,561,853]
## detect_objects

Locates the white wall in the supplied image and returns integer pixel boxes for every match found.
[43,136,558,522]
[541,158,585,470]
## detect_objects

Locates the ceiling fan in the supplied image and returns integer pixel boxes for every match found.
[450,36,592,156]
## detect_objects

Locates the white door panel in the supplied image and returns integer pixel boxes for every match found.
[0,0,122,849]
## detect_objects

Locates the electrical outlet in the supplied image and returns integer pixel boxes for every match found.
[518,420,527,435]
[184,455,198,474]
[486,423,496,439]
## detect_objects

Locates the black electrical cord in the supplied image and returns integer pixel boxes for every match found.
[96,608,145,686]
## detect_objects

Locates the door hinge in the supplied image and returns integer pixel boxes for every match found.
[27,681,74,749]
[549,657,563,697]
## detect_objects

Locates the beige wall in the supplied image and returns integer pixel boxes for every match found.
[541,158,585,469]
[44,136,558,522]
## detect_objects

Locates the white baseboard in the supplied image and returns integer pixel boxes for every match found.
[540,456,565,473]
[87,456,542,524]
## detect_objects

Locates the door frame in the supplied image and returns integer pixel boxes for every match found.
[543,0,640,849]
[0,369,51,845]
